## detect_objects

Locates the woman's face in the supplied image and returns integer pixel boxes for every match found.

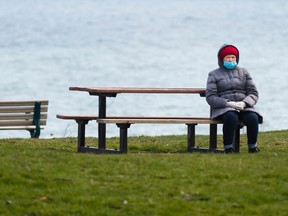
[223,55,237,62]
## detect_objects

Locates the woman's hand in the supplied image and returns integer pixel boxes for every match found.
[226,101,246,110]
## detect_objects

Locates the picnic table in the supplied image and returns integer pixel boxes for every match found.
[57,87,238,154]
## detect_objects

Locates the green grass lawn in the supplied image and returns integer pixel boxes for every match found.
[0,130,287,216]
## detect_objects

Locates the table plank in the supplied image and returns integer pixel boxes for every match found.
[69,87,206,95]
[97,118,221,124]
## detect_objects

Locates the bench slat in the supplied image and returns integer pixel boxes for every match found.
[56,114,213,120]
[97,118,221,124]
[0,107,48,113]
[0,120,47,127]
[57,114,221,124]
[0,114,47,120]
[0,100,49,106]
[104,116,212,120]
[0,126,45,130]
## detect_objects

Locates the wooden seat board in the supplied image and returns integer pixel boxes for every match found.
[0,126,45,130]
[0,101,49,106]
[97,118,222,124]
[0,114,47,120]
[0,107,48,113]
[0,120,47,127]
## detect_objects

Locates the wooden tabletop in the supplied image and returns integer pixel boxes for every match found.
[69,87,206,95]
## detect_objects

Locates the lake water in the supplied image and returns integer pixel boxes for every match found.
[0,0,287,138]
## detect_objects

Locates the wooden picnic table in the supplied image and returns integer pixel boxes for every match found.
[69,87,207,152]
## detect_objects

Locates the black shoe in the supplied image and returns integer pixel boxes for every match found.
[224,148,235,154]
[249,147,260,153]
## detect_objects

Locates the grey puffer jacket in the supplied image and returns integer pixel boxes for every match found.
[205,44,263,123]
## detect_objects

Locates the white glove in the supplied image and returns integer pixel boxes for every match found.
[226,101,246,110]
[236,102,246,110]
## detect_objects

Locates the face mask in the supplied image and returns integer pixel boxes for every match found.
[223,61,237,69]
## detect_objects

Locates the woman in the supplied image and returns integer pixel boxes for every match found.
[206,44,263,153]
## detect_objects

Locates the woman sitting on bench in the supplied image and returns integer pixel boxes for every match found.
[205,44,263,154]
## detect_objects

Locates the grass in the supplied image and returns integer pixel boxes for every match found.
[0,130,288,216]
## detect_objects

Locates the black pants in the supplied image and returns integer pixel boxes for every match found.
[220,111,259,146]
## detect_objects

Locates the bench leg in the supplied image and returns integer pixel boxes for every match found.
[187,124,196,152]
[98,123,106,149]
[116,123,131,154]
[76,120,89,151]
[233,126,241,153]
[209,124,218,150]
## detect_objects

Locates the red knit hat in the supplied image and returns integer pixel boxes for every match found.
[219,46,239,60]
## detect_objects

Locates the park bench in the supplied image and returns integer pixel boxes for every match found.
[0,100,49,138]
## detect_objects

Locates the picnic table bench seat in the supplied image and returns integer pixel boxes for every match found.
[0,100,49,138]
[56,114,242,154]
